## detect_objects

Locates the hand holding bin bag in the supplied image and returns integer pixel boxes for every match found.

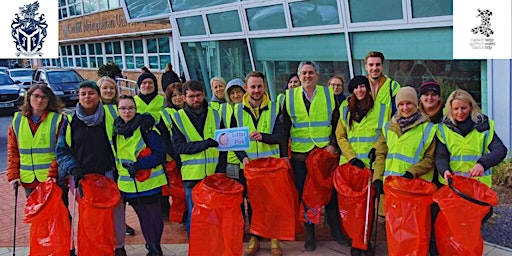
[383,175,437,256]
[77,174,120,256]
[165,160,187,223]
[24,180,71,256]
[300,147,339,224]
[433,175,498,256]
[189,173,244,256]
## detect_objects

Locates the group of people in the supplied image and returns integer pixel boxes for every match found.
[6,51,507,256]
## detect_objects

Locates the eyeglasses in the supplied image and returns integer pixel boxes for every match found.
[118,106,136,111]
[31,94,48,100]
[329,83,343,88]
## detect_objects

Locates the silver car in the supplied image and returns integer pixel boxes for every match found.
[7,68,34,90]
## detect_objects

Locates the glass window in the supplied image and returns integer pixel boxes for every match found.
[147,38,158,54]
[181,39,252,98]
[207,11,242,34]
[95,43,103,54]
[109,0,120,8]
[113,42,121,54]
[177,16,206,36]
[105,42,113,54]
[349,0,402,22]
[160,55,171,72]
[158,38,170,53]
[289,0,340,27]
[135,56,144,69]
[411,0,452,18]
[100,0,108,10]
[134,40,143,53]
[246,5,287,31]
[126,0,170,20]
[171,0,236,12]
[149,56,159,69]
[88,44,95,55]
[124,40,144,70]
[126,56,135,69]
[124,41,133,54]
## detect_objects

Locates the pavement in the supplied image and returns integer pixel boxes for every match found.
[1,174,511,256]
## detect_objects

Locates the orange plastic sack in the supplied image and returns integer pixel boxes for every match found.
[333,164,375,250]
[189,173,244,256]
[300,148,339,224]
[245,157,298,240]
[384,175,437,256]
[163,160,186,223]
[24,181,70,256]
[135,147,152,182]
[77,174,120,256]
[432,176,498,256]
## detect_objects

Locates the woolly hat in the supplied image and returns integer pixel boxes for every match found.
[226,78,245,92]
[79,80,100,94]
[396,86,418,108]
[420,80,441,95]
[137,72,158,88]
[348,75,370,94]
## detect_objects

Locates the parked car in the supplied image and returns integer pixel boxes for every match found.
[7,68,34,90]
[33,68,85,106]
[0,72,25,113]
[0,67,8,74]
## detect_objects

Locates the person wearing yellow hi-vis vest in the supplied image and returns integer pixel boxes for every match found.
[134,72,166,122]
[170,80,227,237]
[282,61,348,251]
[374,86,436,187]
[364,51,401,117]
[114,94,167,256]
[7,85,65,197]
[208,76,227,111]
[223,78,245,181]
[231,72,285,256]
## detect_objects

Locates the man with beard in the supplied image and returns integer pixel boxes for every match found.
[170,80,227,236]
[282,61,349,251]
[364,51,401,116]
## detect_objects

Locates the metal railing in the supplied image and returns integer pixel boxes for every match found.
[116,77,138,96]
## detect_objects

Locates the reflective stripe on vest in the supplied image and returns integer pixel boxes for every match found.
[171,108,220,180]
[277,93,285,106]
[134,95,165,121]
[160,108,176,133]
[286,85,334,152]
[103,104,118,150]
[209,101,221,111]
[437,122,494,187]
[115,129,167,193]
[13,112,62,183]
[234,101,280,160]
[339,102,387,166]
[383,121,436,182]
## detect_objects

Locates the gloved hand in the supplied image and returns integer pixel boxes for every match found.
[368,148,376,163]
[207,138,219,148]
[139,113,155,133]
[373,179,383,196]
[122,163,139,178]
[402,171,414,180]
[349,158,366,169]
[72,167,85,186]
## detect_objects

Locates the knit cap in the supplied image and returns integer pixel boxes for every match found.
[348,75,370,94]
[226,78,245,92]
[420,80,441,95]
[395,86,418,108]
[137,72,158,88]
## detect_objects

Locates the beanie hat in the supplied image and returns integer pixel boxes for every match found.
[348,75,370,94]
[395,86,418,108]
[137,72,158,88]
[79,80,100,95]
[420,80,441,95]
[226,78,245,92]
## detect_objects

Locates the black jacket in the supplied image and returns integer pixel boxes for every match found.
[161,70,180,92]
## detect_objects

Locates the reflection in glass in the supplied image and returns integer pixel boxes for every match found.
[207,11,242,34]
[171,0,236,12]
[411,0,452,18]
[177,16,206,36]
[246,5,286,31]
[289,0,339,27]
[349,0,402,23]
[125,0,170,19]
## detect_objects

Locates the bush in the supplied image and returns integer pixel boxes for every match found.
[97,62,122,79]
[493,158,512,188]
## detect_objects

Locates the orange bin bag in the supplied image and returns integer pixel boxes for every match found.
[135,147,152,182]
[300,148,339,224]
[77,174,120,256]
[245,157,298,240]
[432,176,498,256]
[384,175,437,256]
[165,160,186,223]
[333,164,374,250]
[189,173,245,256]
[24,181,71,256]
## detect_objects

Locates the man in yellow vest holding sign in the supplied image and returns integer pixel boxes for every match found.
[282,61,348,251]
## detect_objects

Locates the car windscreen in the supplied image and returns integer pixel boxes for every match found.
[0,74,15,85]
[9,70,33,77]
[47,71,83,84]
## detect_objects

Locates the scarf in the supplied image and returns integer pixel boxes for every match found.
[138,89,158,105]
[114,113,142,138]
[397,110,422,129]
[210,95,226,103]
[75,102,105,126]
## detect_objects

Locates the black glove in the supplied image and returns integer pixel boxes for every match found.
[373,179,383,196]
[122,163,139,178]
[72,167,85,186]
[207,138,219,148]
[402,171,414,180]
[368,148,376,163]
[349,158,366,169]
[139,113,155,133]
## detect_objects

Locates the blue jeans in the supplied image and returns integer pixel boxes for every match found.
[184,187,194,237]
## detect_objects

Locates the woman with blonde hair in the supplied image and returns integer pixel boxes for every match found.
[209,76,227,110]
[98,76,120,105]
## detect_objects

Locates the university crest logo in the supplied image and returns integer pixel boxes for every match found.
[11,1,47,57]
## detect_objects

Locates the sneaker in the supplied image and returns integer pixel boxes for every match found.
[270,239,282,256]
[244,236,260,256]
[126,224,135,236]
[114,247,127,256]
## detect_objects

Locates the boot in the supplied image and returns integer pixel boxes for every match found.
[326,206,350,247]
[350,247,363,256]
[114,247,127,256]
[304,223,316,251]
[244,236,260,256]
[70,249,76,256]
[271,239,282,256]
[145,243,163,256]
